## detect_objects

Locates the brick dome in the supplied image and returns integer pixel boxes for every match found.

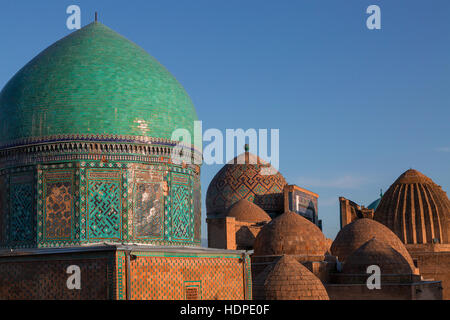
[331,218,414,266]
[206,151,287,217]
[253,211,328,257]
[253,255,329,300]
[226,199,271,223]
[374,169,450,244]
[342,238,416,275]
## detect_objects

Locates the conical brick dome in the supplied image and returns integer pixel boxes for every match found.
[374,169,450,244]
[253,255,329,300]
[330,218,414,265]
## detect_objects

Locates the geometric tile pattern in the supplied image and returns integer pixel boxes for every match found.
[126,252,249,300]
[0,175,7,246]
[0,249,251,300]
[88,179,122,240]
[10,181,34,243]
[171,173,192,241]
[37,164,80,247]
[206,156,287,216]
[2,160,201,248]
[193,176,201,243]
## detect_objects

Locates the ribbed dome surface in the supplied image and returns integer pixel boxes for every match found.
[253,255,329,300]
[331,218,414,265]
[0,22,197,147]
[226,199,271,223]
[253,211,328,257]
[206,152,287,216]
[374,169,450,244]
[342,238,415,275]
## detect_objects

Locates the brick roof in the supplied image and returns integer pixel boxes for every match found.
[253,211,329,257]
[342,238,415,275]
[331,218,414,267]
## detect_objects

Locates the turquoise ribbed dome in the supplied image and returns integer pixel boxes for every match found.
[0,22,197,146]
[367,190,383,210]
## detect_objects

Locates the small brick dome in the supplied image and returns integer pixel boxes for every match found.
[342,238,415,275]
[331,218,414,266]
[226,199,271,223]
[253,255,329,300]
[374,169,450,244]
[253,211,328,257]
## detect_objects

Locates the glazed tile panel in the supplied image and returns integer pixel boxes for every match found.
[0,249,251,300]
[87,170,123,240]
[170,173,192,241]
[43,171,74,240]
[0,161,201,248]
[9,173,35,246]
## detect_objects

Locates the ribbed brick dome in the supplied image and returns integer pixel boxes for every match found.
[253,255,329,300]
[226,199,271,223]
[374,169,450,244]
[206,151,287,216]
[253,211,328,257]
[342,238,416,275]
[331,218,414,265]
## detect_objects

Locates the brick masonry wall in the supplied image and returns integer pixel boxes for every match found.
[325,282,442,300]
[0,251,115,299]
[0,248,252,300]
[410,251,450,299]
[121,251,251,300]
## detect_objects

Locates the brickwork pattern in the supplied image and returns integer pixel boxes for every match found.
[116,252,250,300]
[331,218,415,266]
[206,152,287,216]
[0,253,113,299]
[253,255,329,300]
[342,238,415,276]
[253,211,328,257]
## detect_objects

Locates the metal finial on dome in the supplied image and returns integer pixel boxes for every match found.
[95,12,98,22]
[244,144,249,152]
[380,188,383,197]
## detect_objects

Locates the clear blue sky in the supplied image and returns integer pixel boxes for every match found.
[1,1,449,240]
